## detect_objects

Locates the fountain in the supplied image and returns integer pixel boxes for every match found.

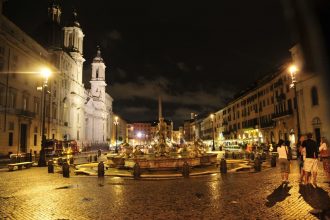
[108,96,217,170]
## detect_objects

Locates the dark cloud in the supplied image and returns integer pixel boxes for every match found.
[4,0,292,127]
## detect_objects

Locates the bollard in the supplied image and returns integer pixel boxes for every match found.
[133,163,141,179]
[182,161,190,178]
[271,154,276,167]
[89,155,93,162]
[69,157,74,165]
[98,161,105,177]
[220,158,227,174]
[48,160,54,173]
[62,162,70,178]
[254,156,261,172]
[94,155,98,162]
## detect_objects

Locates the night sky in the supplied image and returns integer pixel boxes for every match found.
[3,0,293,126]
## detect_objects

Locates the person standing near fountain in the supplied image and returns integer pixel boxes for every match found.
[302,133,319,185]
[277,140,290,184]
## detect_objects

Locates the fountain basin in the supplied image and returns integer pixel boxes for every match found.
[124,154,217,170]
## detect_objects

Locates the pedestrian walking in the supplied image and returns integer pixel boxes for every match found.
[302,133,318,185]
[277,139,290,184]
[319,137,330,182]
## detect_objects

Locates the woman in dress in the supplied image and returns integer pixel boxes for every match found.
[277,139,290,184]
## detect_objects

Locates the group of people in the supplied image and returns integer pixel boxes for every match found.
[277,133,330,185]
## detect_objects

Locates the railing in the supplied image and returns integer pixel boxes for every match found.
[260,121,275,128]
[276,93,286,102]
[272,109,293,120]
[0,107,36,118]
[222,130,231,135]
[16,109,36,118]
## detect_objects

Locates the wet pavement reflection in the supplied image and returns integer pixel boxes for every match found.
[0,161,329,219]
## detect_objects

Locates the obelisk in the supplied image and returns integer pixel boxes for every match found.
[158,96,162,120]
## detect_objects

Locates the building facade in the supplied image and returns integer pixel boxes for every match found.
[0,1,113,155]
[0,9,52,155]
[182,45,329,150]
[292,45,330,145]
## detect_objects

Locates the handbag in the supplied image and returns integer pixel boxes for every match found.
[320,143,330,158]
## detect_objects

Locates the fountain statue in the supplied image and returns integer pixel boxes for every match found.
[107,96,217,169]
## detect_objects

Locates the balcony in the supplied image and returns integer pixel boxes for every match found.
[16,110,36,119]
[222,130,231,136]
[260,121,275,128]
[276,93,286,102]
[272,109,293,120]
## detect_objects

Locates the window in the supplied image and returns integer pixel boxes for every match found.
[96,68,99,78]
[0,45,5,55]
[22,96,28,111]
[0,57,4,71]
[8,91,16,108]
[311,86,319,106]
[8,132,13,146]
[34,97,40,114]
[33,134,37,146]
[8,122,14,130]
[288,99,293,111]
[0,86,5,106]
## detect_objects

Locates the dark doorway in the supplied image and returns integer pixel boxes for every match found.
[20,124,27,153]
[314,128,321,146]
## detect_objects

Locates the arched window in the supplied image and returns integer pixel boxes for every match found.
[96,68,99,78]
[312,117,321,126]
[311,86,319,106]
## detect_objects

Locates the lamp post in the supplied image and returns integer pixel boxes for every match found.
[38,68,51,167]
[114,116,119,153]
[129,126,134,145]
[193,113,198,141]
[210,113,215,151]
[289,64,301,140]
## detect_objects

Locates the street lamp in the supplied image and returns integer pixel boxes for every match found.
[114,116,119,153]
[288,64,301,140]
[210,113,215,151]
[38,67,51,167]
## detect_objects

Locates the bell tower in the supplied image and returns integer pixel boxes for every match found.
[48,0,61,24]
[46,0,62,49]
[62,8,85,83]
[90,46,107,103]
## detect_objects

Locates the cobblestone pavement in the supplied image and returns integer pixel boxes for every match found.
[0,161,329,220]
